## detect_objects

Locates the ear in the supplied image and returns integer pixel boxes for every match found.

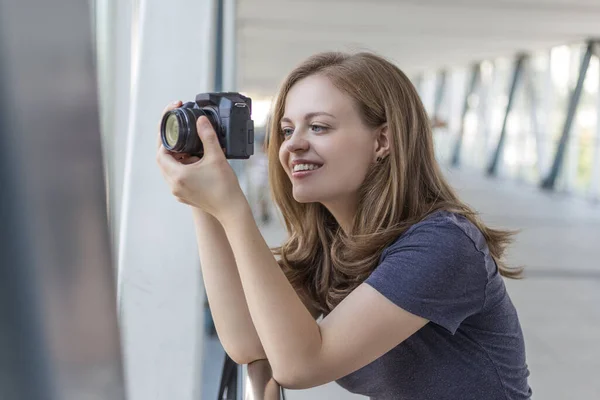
[373,124,390,159]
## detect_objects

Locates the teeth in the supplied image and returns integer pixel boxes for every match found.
[293,163,321,172]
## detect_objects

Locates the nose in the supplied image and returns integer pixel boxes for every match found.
[284,131,309,153]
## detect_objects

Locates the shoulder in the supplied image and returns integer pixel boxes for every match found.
[365,211,491,333]
[380,211,488,263]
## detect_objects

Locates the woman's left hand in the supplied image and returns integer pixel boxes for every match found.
[156,109,245,221]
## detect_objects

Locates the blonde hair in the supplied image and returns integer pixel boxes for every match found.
[266,52,522,316]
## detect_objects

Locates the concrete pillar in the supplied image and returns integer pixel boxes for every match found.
[477,61,494,168]
[95,0,133,268]
[115,0,216,399]
[447,69,467,164]
[223,0,237,92]
[538,52,554,179]
[589,47,600,200]
[561,45,584,192]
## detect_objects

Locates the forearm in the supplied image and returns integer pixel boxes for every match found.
[192,207,267,364]
[218,201,322,380]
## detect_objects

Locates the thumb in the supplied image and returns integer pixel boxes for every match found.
[196,116,223,160]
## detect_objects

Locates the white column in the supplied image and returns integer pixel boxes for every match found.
[223,0,237,91]
[448,68,467,163]
[117,0,216,399]
[524,58,543,181]
[474,62,492,169]
[433,72,451,163]
[420,71,437,116]
[95,0,133,268]
[222,0,247,191]
[589,45,600,200]
[561,46,583,192]
[538,52,554,180]
[514,70,528,182]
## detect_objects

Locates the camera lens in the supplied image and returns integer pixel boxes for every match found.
[165,114,180,147]
[161,110,191,152]
[160,106,214,155]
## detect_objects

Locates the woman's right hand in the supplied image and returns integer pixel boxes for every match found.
[156,100,202,212]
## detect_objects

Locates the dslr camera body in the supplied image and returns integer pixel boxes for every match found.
[161,92,254,159]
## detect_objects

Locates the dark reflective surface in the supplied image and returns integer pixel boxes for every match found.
[0,1,126,399]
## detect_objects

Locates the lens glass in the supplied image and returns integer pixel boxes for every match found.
[165,114,180,147]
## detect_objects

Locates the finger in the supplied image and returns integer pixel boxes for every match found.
[196,116,224,162]
[157,100,182,149]
[157,143,176,158]
[172,153,194,163]
[173,153,190,162]
[162,100,182,115]
[181,156,201,165]
[156,146,183,177]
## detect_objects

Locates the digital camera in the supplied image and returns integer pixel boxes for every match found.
[160,92,254,159]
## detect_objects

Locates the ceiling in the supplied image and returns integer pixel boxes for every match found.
[235,0,600,97]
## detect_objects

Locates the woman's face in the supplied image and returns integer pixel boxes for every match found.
[278,74,378,210]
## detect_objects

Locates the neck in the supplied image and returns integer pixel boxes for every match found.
[321,196,358,235]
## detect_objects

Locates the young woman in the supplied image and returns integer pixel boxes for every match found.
[156,52,532,399]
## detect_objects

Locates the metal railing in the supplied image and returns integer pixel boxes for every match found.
[218,355,283,400]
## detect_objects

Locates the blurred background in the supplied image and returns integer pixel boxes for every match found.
[1,0,599,399]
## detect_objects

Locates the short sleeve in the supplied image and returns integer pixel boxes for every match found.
[365,219,488,334]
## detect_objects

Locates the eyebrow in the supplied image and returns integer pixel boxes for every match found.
[280,112,336,124]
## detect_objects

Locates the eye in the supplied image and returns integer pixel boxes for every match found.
[310,125,327,133]
[281,127,294,138]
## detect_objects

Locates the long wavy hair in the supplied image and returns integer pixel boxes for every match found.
[266,52,522,316]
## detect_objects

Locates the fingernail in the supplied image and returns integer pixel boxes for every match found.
[172,100,180,105]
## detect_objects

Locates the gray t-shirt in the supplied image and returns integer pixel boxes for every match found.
[335,211,532,399]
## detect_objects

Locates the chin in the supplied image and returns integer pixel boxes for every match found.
[292,188,322,204]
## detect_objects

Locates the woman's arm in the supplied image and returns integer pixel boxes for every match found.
[218,201,428,389]
[193,207,320,365]
[193,207,266,364]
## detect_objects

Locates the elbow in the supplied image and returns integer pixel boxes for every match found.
[272,374,306,390]
[227,352,259,366]
[223,344,267,366]
[272,364,320,390]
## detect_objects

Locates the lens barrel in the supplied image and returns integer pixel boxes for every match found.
[160,106,218,155]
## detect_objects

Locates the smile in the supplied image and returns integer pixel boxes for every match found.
[293,163,322,172]
[292,164,322,178]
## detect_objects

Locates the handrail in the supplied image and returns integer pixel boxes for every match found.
[244,359,281,400]
[217,355,282,400]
